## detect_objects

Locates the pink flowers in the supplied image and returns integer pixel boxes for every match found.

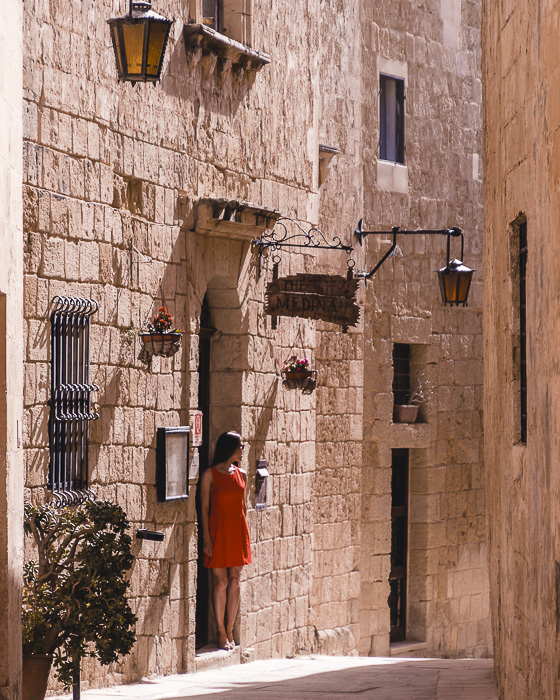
[283,355,310,372]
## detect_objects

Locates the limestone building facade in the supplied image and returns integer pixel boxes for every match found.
[483,2,560,698]
[17,0,489,692]
[0,1,24,698]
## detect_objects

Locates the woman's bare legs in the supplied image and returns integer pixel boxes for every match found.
[211,568,229,648]
[225,566,243,646]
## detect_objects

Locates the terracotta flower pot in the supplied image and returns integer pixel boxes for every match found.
[393,404,419,424]
[139,332,182,357]
[22,654,53,700]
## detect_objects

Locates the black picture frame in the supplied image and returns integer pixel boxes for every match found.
[156,426,190,502]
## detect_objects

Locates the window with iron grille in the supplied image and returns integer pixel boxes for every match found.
[519,221,527,444]
[380,74,405,164]
[49,296,99,503]
[393,343,411,405]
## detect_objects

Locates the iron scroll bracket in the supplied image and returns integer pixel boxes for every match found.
[354,219,463,280]
[252,217,355,277]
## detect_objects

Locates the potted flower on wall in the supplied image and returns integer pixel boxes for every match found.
[282,355,312,380]
[139,306,183,358]
[281,355,318,393]
[22,500,137,700]
[393,382,427,424]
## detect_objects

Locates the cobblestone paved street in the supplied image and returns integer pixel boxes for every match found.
[52,656,498,700]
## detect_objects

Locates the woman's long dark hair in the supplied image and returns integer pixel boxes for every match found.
[211,431,242,466]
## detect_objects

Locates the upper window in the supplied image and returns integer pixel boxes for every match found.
[200,0,252,47]
[380,75,405,164]
[202,0,221,31]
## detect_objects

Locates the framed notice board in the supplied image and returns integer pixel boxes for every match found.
[156,426,190,502]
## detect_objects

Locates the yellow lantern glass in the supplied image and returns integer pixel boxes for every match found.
[122,22,146,75]
[146,21,169,76]
[437,258,475,306]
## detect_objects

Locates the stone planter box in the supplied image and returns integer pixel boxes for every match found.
[393,404,419,424]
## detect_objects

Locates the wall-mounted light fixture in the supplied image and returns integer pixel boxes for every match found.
[354,220,475,306]
[108,0,173,84]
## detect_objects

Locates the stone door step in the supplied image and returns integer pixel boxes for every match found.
[195,644,240,673]
[390,640,428,658]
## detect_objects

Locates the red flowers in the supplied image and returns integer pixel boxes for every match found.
[147,307,174,333]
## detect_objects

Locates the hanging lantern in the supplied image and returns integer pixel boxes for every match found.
[108,0,173,84]
[437,257,475,306]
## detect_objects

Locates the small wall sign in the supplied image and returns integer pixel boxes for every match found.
[192,410,203,447]
[265,274,360,328]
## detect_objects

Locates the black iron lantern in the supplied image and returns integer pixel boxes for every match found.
[108,0,173,84]
[437,231,475,306]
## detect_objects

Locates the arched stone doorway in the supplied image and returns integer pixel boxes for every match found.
[194,277,246,650]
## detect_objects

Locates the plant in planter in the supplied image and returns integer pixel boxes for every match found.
[393,382,428,424]
[139,306,183,358]
[281,355,318,394]
[22,500,137,697]
[282,355,312,379]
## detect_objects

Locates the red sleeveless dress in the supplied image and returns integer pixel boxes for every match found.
[203,466,251,569]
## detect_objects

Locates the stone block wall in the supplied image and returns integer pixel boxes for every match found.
[357,0,490,658]
[0,1,24,698]
[19,0,490,692]
[483,1,560,697]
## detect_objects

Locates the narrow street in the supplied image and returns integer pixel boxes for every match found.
[52,656,498,700]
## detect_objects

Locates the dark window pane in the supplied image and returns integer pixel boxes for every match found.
[519,221,527,443]
[380,74,405,164]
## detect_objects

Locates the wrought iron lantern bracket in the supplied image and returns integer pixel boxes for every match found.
[355,219,463,279]
[252,217,355,277]
[354,219,474,306]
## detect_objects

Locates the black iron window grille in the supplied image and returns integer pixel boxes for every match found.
[393,343,411,405]
[49,296,99,504]
[519,221,527,444]
[380,74,405,164]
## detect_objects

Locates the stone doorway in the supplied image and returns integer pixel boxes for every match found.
[195,294,215,649]
[194,279,245,651]
[389,448,409,643]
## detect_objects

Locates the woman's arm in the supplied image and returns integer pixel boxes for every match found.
[200,468,213,558]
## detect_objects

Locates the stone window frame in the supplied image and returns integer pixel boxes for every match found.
[377,57,408,194]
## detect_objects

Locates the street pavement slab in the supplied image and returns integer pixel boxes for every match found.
[51,656,498,700]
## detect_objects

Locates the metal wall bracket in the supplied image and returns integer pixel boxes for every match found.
[252,217,354,277]
[354,219,463,281]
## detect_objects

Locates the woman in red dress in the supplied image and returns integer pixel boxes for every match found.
[200,431,251,650]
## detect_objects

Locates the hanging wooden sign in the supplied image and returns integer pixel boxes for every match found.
[265,274,360,328]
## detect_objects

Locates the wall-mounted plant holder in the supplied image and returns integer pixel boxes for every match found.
[156,426,190,501]
[140,331,182,358]
[255,460,269,510]
[281,368,317,394]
